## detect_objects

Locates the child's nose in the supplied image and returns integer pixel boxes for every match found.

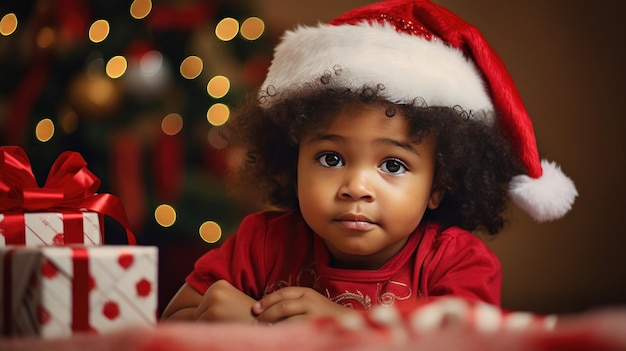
[337,170,375,202]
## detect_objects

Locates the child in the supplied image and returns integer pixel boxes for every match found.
[161,0,577,324]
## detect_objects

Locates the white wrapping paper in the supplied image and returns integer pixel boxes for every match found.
[0,212,101,246]
[0,245,158,338]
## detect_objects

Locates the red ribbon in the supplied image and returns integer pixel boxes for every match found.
[2,247,92,335]
[64,212,85,245]
[3,215,26,245]
[71,247,90,332]
[2,212,90,246]
[0,147,136,244]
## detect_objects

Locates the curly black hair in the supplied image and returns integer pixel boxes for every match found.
[221,81,525,235]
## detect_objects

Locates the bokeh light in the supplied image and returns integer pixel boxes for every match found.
[106,56,128,78]
[0,13,18,36]
[162,113,183,136]
[87,76,117,107]
[155,204,176,227]
[140,50,163,77]
[215,18,239,41]
[180,56,203,79]
[130,0,152,19]
[240,17,264,40]
[199,221,222,243]
[124,50,169,98]
[68,71,122,117]
[207,103,230,126]
[36,27,55,49]
[35,119,55,142]
[89,19,110,43]
[207,75,230,98]
[59,110,78,134]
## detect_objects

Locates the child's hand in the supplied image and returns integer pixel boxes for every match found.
[252,287,356,324]
[194,279,257,323]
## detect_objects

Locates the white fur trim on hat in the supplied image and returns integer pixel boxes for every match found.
[260,0,578,222]
[261,22,493,117]
[508,160,578,222]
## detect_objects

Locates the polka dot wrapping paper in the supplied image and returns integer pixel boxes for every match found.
[0,245,158,338]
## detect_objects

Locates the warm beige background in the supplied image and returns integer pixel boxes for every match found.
[250,0,626,314]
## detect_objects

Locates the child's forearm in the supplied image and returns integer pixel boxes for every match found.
[160,282,204,321]
[162,280,258,323]
[160,307,198,321]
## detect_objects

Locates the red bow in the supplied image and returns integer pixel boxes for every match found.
[0,146,136,244]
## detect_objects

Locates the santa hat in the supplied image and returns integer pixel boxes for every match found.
[260,0,577,222]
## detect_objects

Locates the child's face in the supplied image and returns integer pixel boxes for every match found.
[297,103,441,269]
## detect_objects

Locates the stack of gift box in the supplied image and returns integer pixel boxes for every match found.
[0,146,158,338]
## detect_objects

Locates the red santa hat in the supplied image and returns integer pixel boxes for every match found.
[260,0,577,222]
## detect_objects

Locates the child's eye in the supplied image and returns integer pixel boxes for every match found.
[317,152,344,167]
[379,158,407,175]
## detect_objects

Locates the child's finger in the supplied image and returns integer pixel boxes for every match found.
[253,287,305,314]
[254,298,307,324]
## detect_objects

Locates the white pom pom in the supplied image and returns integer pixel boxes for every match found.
[508,160,578,222]
[409,297,470,332]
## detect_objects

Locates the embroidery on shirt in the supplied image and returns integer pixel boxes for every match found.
[264,265,412,310]
[327,289,372,310]
[378,280,412,305]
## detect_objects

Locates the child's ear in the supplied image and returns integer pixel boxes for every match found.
[428,190,443,210]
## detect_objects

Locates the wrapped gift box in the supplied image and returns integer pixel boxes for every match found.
[0,146,136,246]
[0,212,102,246]
[0,245,158,338]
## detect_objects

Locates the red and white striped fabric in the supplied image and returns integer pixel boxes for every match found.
[334,297,556,336]
[3,298,625,351]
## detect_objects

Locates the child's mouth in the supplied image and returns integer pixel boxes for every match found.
[335,214,376,231]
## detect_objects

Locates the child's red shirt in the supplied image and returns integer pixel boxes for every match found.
[186,210,501,309]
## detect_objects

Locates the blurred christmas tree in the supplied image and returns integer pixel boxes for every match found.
[0,0,274,311]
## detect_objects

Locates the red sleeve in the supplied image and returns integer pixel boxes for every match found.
[422,228,501,305]
[185,212,271,299]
